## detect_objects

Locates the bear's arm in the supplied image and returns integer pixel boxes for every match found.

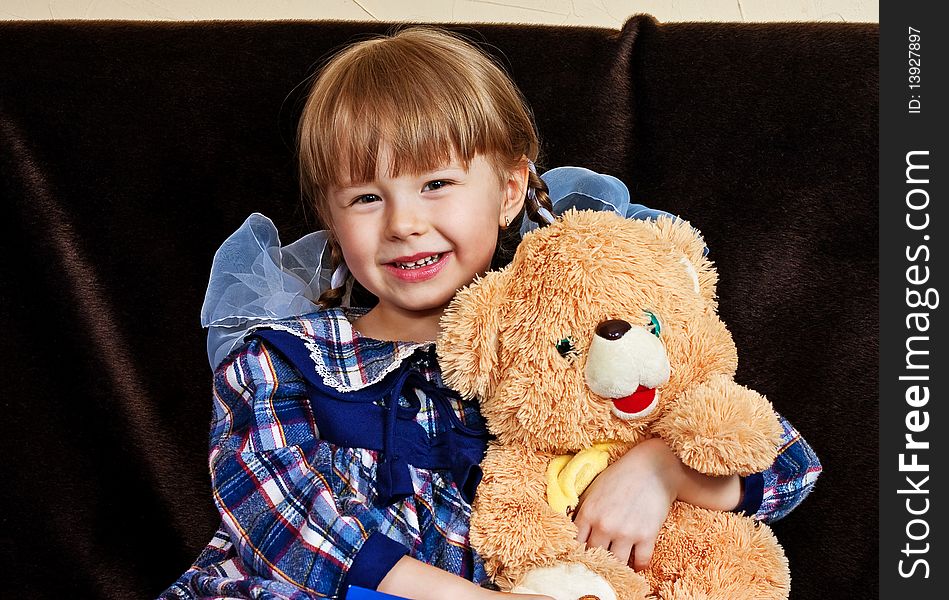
[652,374,783,476]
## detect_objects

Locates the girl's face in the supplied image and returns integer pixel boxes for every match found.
[327,151,526,325]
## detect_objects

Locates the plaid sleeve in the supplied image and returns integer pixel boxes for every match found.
[209,339,408,598]
[734,413,822,523]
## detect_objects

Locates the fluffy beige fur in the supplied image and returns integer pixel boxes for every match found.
[437,210,789,600]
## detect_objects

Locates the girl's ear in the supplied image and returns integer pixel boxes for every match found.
[437,268,511,400]
[499,159,530,228]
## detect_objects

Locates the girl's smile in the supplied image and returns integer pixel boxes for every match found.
[385,251,453,282]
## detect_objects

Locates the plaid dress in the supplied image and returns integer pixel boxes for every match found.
[162,307,490,600]
[162,307,820,600]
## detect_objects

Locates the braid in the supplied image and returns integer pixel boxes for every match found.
[525,168,554,226]
[317,238,347,309]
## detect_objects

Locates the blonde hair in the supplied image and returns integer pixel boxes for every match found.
[297,27,552,306]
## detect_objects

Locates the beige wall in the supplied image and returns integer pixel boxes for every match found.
[1,0,878,24]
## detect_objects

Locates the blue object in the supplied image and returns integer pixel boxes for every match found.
[347,586,408,599]
[523,166,676,237]
[202,212,335,368]
[528,166,709,258]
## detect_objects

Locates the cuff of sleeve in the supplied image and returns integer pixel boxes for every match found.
[734,473,764,517]
[343,532,410,595]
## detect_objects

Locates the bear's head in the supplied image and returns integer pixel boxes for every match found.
[437,210,739,453]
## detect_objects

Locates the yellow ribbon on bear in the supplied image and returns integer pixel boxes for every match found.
[546,442,621,515]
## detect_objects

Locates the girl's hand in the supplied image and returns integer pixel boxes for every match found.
[572,437,741,571]
[572,437,681,571]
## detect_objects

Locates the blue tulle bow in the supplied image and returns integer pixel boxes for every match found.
[201,213,336,368]
[521,166,675,236]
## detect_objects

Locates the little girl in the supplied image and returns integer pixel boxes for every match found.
[163,27,820,600]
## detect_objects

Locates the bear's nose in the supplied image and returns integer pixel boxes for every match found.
[595,319,632,340]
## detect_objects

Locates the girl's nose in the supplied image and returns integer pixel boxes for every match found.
[384,197,429,239]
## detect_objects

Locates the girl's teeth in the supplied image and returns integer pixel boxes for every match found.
[396,253,442,269]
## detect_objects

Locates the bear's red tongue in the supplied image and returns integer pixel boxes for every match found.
[612,385,656,414]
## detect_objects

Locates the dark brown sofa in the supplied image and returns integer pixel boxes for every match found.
[0,16,878,599]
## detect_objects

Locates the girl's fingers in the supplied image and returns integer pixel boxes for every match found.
[585,531,612,552]
[608,541,634,566]
[575,521,591,545]
[630,538,656,572]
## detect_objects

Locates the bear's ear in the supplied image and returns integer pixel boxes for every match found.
[652,216,718,305]
[436,268,510,400]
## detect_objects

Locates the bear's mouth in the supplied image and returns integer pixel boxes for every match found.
[610,385,658,419]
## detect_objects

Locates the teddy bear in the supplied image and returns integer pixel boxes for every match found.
[436,209,790,600]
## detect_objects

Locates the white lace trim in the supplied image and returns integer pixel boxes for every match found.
[248,310,433,393]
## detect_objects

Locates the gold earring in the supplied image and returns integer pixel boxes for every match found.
[504,215,511,227]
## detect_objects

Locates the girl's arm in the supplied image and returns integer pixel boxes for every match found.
[210,340,394,596]
[379,556,553,600]
[572,437,737,571]
[574,413,821,570]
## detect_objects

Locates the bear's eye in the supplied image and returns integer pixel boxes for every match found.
[644,311,661,337]
[556,336,576,358]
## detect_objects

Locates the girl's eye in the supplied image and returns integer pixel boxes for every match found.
[352,194,381,205]
[423,180,451,192]
[644,311,661,337]
[556,336,576,358]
